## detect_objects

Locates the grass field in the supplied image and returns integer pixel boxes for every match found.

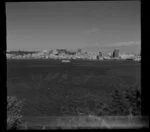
[7,59,141,118]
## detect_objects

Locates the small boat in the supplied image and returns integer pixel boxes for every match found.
[61,59,70,63]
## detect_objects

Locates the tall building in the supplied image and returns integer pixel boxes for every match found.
[112,49,119,58]
[99,51,102,57]
[96,51,103,60]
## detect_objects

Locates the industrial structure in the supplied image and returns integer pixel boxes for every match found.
[112,49,119,58]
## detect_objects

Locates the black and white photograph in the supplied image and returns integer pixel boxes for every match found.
[6,0,148,129]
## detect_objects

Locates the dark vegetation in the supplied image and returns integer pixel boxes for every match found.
[7,60,141,118]
[7,96,24,130]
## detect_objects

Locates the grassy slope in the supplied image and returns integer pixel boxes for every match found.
[7,60,141,116]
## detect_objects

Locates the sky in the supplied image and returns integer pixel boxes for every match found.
[6,1,141,51]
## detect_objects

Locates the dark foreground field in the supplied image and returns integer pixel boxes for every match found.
[7,59,143,129]
[7,59,141,117]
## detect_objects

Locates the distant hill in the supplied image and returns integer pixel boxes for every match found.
[83,43,141,56]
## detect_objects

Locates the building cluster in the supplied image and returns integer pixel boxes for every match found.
[6,48,141,62]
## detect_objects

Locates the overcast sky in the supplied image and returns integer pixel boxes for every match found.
[6,1,140,51]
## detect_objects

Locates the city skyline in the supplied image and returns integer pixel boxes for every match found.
[6,1,140,52]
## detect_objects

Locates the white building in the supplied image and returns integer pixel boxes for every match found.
[52,49,58,55]
[119,53,135,60]
[103,56,111,60]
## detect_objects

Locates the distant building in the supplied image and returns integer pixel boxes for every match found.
[96,51,103,60]
[99,51,102,57]
[108,52,112,57]
[96,55,99,60]
[52,49,58,55]
[119,53,135,60]
[112,49,119,58]
[103,56,111,60]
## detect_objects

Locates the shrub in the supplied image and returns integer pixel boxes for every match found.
[60,85,141,117]
[7,96,24,130]
[108,89,130,115]
[123,86,141,115]
[107,86,141,116]
[96,102,111,116]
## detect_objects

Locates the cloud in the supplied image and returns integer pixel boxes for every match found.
[103,41,141,48]
[116,41,140,46]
